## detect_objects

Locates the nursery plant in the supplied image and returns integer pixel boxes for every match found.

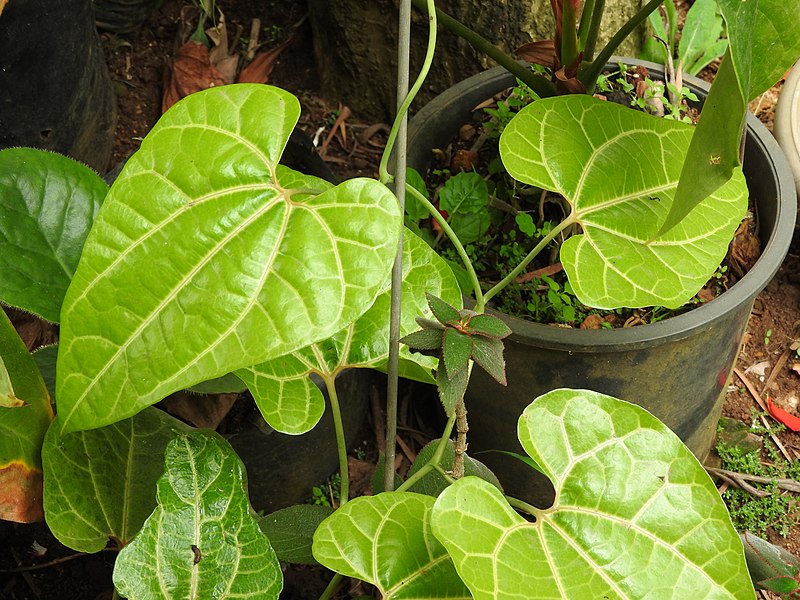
[0,1,799,599]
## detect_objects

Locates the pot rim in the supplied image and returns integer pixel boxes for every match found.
[407,57,797,352]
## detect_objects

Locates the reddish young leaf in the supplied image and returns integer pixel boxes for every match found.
[767,398,800,432]
[238,35,295,84]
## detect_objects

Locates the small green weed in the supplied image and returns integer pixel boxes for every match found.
[716,420,800,537]
[310,472,342,507]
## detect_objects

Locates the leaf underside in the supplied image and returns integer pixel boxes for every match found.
[500,94,747,309]
[113,430,282,600]
[431,389,755,599]
[56,84,401,434]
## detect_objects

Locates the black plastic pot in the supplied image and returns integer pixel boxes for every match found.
[406,59,797,506]
[0,0,116,172]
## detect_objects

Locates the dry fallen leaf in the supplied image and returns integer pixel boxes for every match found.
[162,41,228,112]
[238,34,295,84]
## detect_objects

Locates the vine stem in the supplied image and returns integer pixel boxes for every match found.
[451,397,468,479]
[379,0,438,184]
[481,215,576,309]
[395,410,457,492]
[319,573,345,600]
[323,373,349,506]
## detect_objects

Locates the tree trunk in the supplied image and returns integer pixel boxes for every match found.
[308,0,647,122]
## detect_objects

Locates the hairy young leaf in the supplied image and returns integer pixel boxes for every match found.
[43,407,188,552]
[0,310,53,522]
[426,292,461,325]
[259,504,334,565]
[0,148,107,323]
[470,335,506,385]
[236,232,461,434]
[442,328,472,379]
[401,328,444,351]
[113,430,282,600]
[501,94,747,309]
[463,313,511,339]
[313,493,470,599]
[431,389,755,599]
[56,85,401,434]
[436,362,469,416]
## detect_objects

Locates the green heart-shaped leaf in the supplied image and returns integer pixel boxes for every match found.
[236,231,461,434]
[0,148,106,322]
[43,407,188,552]
[501,94,747,309]
[56,84,401,434]
[431,389,754,599]
[113,429,282,599]
[313,493,471,599]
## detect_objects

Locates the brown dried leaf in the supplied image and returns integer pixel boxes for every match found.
[238,34,295,84]
[0,463,43,523]
[515,40,556,69]
[162,41,228,113]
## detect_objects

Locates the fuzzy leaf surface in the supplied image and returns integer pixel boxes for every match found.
[442,328,472,380]
[0,310,53,522]
[42,407,188,552]
[463,313,511,339]
[500,94,747,309]
[431,389,755,599]
[56,84,400,434]
[0,148,106,323]
[470,336,506,385]
[236,232,460,434]
[259,504,334,565]
[313,493,471,599]
[113,430,282,600]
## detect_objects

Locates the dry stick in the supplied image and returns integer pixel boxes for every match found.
[707,467,770,498]
[707,466,800,495]
[0,548,118,574]
[734,367,793,462]
[761,345,793,395]
[246,18,261,60]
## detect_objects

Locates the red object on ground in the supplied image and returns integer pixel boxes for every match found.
[767,397,800,432]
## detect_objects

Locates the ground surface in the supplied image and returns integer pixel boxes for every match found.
[2,0,799,598]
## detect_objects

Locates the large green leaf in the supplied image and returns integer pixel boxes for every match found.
[666,0,800,232]
[113,429,282,600]
[0,310,54,522]
[431,389,755,599]
[0,148,107,323]
[236,230,461,434]
[259,504,334,565]
[500,94,747,309]
[56,84,401,434]
[313,493,471,599]
[42,407,189,552]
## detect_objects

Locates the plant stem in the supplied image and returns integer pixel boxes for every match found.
[408,0,557,98]
[379,0,438,184]
[505,495,542,517]
[319,573,345,600]
[405,184,484,306]
[323,373,350,506]
[481,216,575,308]
[395,410,458,492]
[384,0,414,495]
[452,397,468,478]
[582,0,605,61]
[577,0,597,53]
[579,0,664,91]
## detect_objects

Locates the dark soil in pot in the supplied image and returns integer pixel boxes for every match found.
[406,60,797,507]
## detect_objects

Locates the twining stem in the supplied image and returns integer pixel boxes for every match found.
[481,216,575,309]
[396,410,457,492]
[322,373,350,506]
[405,184,484,306]
[408,0,557,98]
[379,0,438,184]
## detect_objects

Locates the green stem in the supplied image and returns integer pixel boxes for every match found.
[405,183,484,307]
[319,573,345,600]
[409,0,557,98]
[582,0,605,61]
[324,374,350,506]
[579,0,664,91]
[396,410,458,492]
[482,216,575,307]
[561,0,580,69]
[505,495,541,517]
[577,0,597,52]
[380,0,438,184]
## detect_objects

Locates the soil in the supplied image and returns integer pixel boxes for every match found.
[1,0,799,598]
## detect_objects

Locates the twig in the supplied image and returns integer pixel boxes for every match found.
[761,346,792,395]
[452,398,468,479]
[0,547,117,573]
[734,367,793,462]
[707,466,800,495]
